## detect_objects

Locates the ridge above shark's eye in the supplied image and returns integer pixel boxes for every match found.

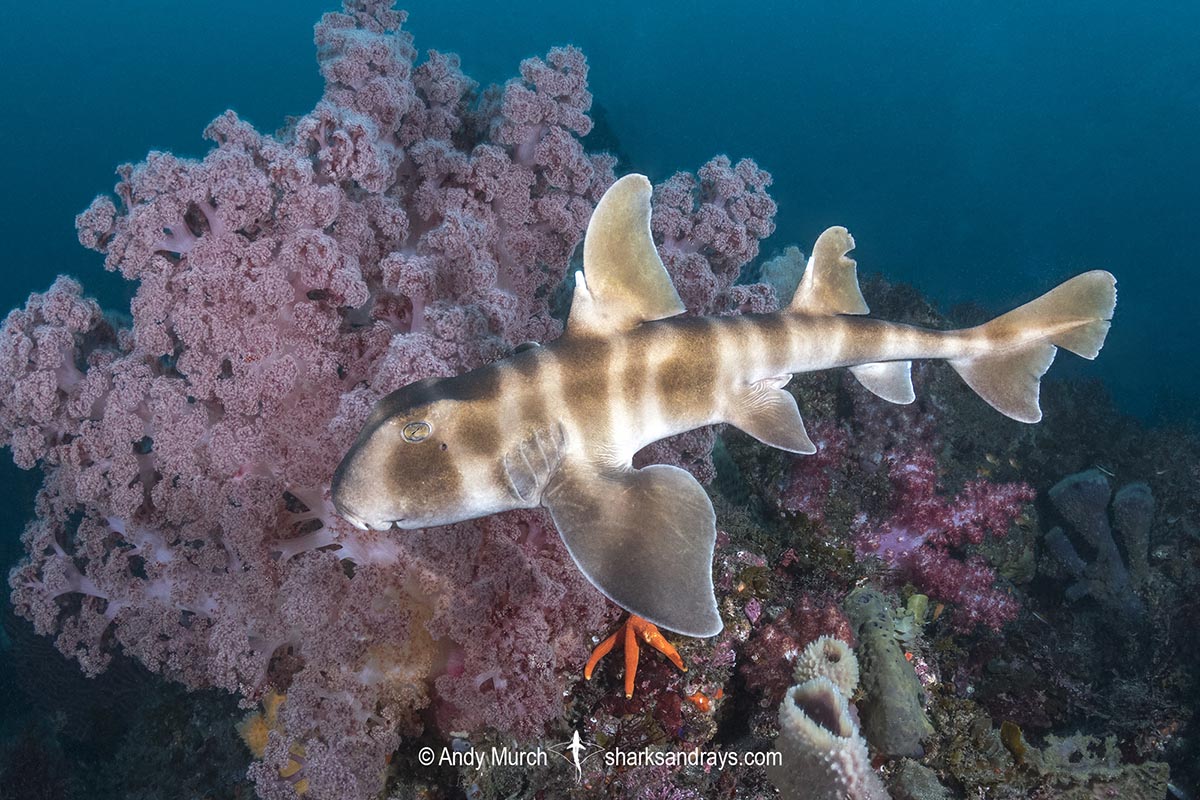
[402,421,431,442]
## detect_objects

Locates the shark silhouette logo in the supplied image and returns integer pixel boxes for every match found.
[547,730,605,783]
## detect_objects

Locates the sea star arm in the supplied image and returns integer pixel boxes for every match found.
[584,615,687,698]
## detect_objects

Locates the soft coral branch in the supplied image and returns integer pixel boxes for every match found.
[1,2,777,797]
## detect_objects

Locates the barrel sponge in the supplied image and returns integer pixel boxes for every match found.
[768,677,891,800]
[795,635,860,696]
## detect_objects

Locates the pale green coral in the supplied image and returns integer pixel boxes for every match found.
[845,586,934,758]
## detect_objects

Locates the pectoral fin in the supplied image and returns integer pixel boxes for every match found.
[542,462,722,637]
[728,382,817,454]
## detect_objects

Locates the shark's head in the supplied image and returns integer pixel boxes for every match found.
[331,373,513,531]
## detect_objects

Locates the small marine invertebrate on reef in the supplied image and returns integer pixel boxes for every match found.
[1043,468,1153,623]
[584,614,687,699]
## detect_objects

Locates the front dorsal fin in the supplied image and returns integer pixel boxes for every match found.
[788,226,869,316]
[567,174,686,336]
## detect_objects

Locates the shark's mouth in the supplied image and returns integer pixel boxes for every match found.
[331,493,406,531]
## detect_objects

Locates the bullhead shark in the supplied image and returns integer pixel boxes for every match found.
[331,174,1115,638]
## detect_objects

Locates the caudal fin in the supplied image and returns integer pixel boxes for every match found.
[949,270,1116,423]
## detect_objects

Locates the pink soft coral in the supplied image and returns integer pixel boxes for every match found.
[1,2,775,798]
[771,373,1035,633]
[852,447,1035,632]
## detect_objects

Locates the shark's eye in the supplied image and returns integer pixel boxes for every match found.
[402,421,432,442]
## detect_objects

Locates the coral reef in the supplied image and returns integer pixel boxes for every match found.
[0,2,776,797]
[925,693,1172,800]
[1027,732,1171,799]
[850,448,1035,633]
[737,591,854,709]
[3,3,1198,794]
[763,367,1037,632]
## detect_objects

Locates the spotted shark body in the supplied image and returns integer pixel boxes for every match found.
[332,174,1116,638]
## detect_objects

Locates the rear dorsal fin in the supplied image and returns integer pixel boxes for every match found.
[567,174,686,337]
[788,226,869,316]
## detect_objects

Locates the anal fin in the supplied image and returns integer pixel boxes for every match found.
[850,361,915,404]
[950,345,1057,423]
[727,382,816,454]
[542,463,722,637]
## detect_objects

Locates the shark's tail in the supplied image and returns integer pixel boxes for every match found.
[949,271,1116,423]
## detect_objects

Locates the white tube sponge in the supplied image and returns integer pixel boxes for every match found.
[795,635,860,696]
[768,676,890,800]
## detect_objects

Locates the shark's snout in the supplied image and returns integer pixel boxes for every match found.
[331,447,405,532]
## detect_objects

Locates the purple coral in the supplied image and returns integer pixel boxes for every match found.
[653,155,777,315]
[771,420,851,523]
[769,376,1034,633]
[853,448,1035,632]
[738,593,854,708]
[1,2,774,798]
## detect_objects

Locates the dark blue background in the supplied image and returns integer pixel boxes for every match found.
[2,0,1196,421]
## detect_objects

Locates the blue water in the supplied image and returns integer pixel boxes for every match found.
[2,0,1197,420]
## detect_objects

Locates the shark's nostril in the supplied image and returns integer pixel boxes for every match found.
[332,498,371,531]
